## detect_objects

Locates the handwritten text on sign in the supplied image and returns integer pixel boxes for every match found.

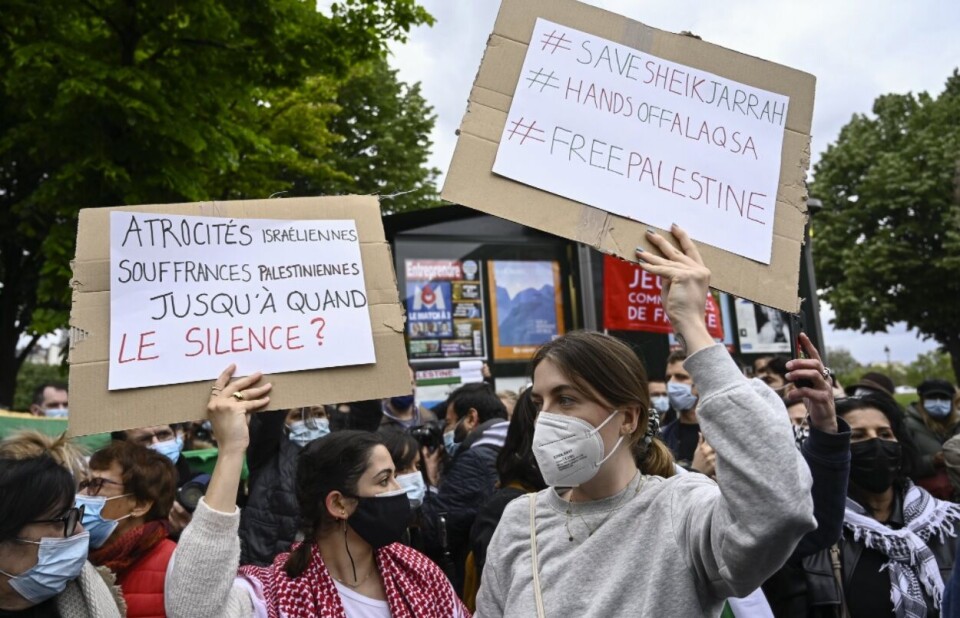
[108,213,376,390]
[493,19,790,264]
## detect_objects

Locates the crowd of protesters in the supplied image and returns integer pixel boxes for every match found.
[2,226,960,617]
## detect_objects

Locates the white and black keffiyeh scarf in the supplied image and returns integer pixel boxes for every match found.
[844,481,960,618]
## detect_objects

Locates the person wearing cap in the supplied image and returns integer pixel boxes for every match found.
[844,371,896,399]
[905,378,960,500]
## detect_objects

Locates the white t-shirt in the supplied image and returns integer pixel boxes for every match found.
[332,580,391,618]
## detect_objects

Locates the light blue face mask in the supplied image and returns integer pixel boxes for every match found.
[0,532,90,604]
[287,418,330,447]
[75,494,133,548]
[651,395,670,414]
[924,399,953,419]
[150,435,183,464]
[44,408,69,419]
[668,381,698,412]
[443,430,459,457]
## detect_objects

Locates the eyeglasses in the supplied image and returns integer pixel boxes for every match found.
[25,505,85,538]
[78,477,124,497]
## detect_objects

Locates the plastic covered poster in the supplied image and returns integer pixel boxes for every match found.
[735,298,791,353]
[405,259,486,361]
[488,260,565,361]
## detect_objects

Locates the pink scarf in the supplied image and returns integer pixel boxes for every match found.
[238,542,469,618]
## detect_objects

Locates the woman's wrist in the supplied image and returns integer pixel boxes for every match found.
[672,320,715,355]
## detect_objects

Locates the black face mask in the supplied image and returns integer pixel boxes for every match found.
[849,438,902,494]
[347,490,411,548]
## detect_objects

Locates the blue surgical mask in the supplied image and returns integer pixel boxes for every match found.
[396,471,427,508]
[287,418,330,447]
[390,395,416,410]
[75,494,133,548]
[651,396,670,414]
[668,382,698,412]
[0,532,90,604]
[443,430,459,457]
[45,408,69,419]
[924,399,953,419]
[150,436,183,464]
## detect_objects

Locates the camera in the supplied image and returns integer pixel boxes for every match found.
[176,473,211,513]
[409,420,444,451]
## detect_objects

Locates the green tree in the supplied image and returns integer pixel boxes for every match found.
[904,349,955,387]
[11,362,68,412]
[825,347,861,387]
[811,71,960,384]
[0,0,435,406]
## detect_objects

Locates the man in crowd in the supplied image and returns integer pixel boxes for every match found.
[420,381,508,594]
[29,381,69,417]
[380,366,438,429]
[755,356,789,393]
[660,351,701,468]
[844,371,896,399]
[648,378,672,424]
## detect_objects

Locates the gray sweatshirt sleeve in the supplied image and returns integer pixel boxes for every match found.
[672,344,816,598]
[165,498,256,618]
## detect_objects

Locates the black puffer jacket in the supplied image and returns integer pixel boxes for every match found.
[239,410,302,566]
[421,418,508,593]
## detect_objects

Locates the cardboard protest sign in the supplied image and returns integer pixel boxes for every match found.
[69,197,409,436]
[442,0,815,312]
[603,255,723,338]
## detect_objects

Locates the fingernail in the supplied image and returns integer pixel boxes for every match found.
[636,246,645,253]
[637,257,647,264]
[671,222,678,229]
[646,228,655,234]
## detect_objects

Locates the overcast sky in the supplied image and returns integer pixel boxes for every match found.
[387,0,960,367]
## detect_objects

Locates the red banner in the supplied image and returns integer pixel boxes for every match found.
[603,255,723,339]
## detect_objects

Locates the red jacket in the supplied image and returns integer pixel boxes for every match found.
[117,538,177,618]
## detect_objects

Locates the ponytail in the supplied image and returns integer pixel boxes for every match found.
[284,541,314,578]
[639,437,675,478]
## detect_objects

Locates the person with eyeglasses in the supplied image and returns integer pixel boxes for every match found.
[77,440,178,618]
[0,454,123,616]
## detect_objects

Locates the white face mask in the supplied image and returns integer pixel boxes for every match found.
[396,471,427,508]
[532,410,624,487]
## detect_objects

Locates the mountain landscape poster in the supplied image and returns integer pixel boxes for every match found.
[488,260,565,360]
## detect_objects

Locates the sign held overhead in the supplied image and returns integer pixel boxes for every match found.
[443,0,816,312]
[69,197,410,437]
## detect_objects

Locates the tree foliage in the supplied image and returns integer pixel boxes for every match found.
[826,347,955,393]
[811,71,960,384]
[0,0,436,406]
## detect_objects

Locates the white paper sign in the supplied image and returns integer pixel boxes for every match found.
[493,18,790,264]
[108,212,376,390]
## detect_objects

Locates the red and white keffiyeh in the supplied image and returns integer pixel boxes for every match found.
[238,541,469,618]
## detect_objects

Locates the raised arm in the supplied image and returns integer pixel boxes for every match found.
[786,334,850,558]
[639,226,815,597]
[165,365,271,618]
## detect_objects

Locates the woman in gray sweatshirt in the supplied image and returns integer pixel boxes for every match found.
[475,226,818,617]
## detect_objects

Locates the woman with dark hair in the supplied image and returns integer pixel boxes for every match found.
[463,388,546,610]
[378,427,428,551]
[165,365,468,618]
[78,440,178,617]
[476,226,816,616]
[797,393,960,617]
[0,454,123,616]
